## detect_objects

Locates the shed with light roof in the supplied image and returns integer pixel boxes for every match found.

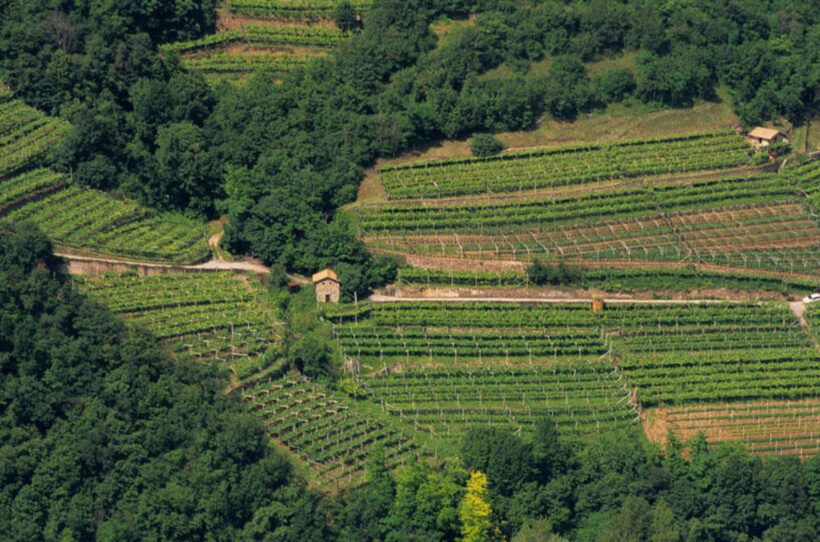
[312,268,340,303]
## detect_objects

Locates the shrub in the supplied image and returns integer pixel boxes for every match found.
[527,259,583,285]
[334,1,358,33]
[288,335,331,379]
[471,134,505,157]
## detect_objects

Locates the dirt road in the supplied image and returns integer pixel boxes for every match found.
[55,251,271,275]
[370,294,734,304]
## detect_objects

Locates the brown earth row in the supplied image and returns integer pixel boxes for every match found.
[412,226,820,255]
[360,201,809,243]
[645,400,820,457]
[374,216,815,249]
[217,8,338,32]
[665,398,820,414]
[370,249,820,283]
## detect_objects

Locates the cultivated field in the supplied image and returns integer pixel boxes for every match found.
[162,1,363,81]
[394,266,820,297]
[43,72,818,480]
[360,363,638,453]
[79,271,428,486]
[240,375,427,485]
[331,300,820,457]
[79,272,281,378]
[0,89,69,177]
[378,131,752,199]
[228,0,371,19]
[647,400,820,458]
[358,144,820,279]
[603,303,818,407]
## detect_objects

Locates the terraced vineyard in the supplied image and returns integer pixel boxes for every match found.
[379,131,752,199]
[396,266,820,295]
[361,163,820,276]
[79,271,429,486]
[162,25,344,55]
[0,88,211,263]
[791,159,820,209]
[163,1,358,81]
[606,301,820,457]
[334,302,640,449]
[181,51,315,77]
[603,302,817,405]
[80,272,282,379]
[228,0,371,19]
[359,363,639,449]
[240,376,427,485]
[0,90,70,178]
[332,300,820,457]
[652,400,820,458]
[398,267,528,288]
[336,302,604,369]
[0,170,210,263]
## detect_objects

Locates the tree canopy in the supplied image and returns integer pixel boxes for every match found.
[2,0,817,288]
[0,224,328,541]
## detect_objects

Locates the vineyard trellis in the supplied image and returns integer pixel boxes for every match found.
[359,163,820,276]
[378,131,753,199]
[331,300,820,457]
[227,0,371,19]
[80,272,283,379]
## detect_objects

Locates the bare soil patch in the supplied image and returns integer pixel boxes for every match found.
[218,10,337,32]
[642,409,670,446]
[645,399,820,456]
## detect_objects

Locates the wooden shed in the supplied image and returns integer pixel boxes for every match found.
[312,268,340,303]
[747,127,787,148]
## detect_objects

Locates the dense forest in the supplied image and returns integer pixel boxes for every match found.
[0,225,330,540]
[2,0,820,539]
[1,0,818,297]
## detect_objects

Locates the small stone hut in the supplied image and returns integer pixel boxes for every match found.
[747,127,787,148]
[312,268,340,303]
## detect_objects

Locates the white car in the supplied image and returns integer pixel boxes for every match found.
[803,293,820,303]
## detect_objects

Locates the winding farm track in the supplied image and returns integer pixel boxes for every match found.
[55,249,316,285]
[55,250,271,275]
